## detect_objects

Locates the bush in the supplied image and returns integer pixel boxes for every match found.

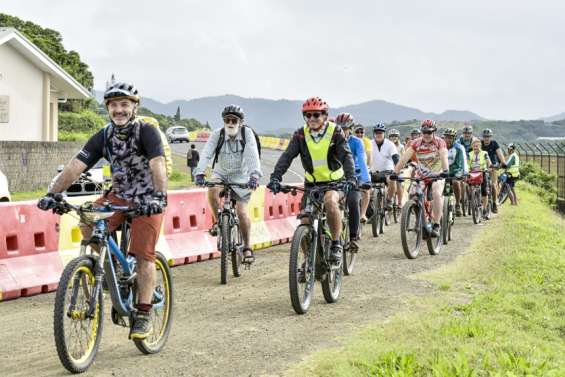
[519,161,557,206]
[59,110,106,133]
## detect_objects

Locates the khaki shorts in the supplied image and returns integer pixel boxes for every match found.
[92,192,164,262]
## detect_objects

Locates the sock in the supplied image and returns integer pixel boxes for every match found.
[331,240,340,246]
[136,303,153,313]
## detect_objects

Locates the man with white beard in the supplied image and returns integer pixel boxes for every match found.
[194,105,262,264]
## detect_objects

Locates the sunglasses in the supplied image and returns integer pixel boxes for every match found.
[224,118,239,125]
[422,130,433,135]
[303,112,323,119]
[355,130,364,134]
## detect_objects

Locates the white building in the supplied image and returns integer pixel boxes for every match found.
[0,27,91,141]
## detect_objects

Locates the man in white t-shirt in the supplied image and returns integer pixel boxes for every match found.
[371,123,400,209]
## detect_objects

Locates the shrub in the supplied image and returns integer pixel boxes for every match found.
[519,161,557,206]
[59,110,106,133]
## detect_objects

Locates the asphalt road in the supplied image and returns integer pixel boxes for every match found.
[170,141,305,184]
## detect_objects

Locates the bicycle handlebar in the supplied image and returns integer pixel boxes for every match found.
[204,181,250,189]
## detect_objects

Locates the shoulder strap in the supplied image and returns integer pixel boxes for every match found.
[103,124,113,161]
[240,125,247,152]
[212,129,226,169]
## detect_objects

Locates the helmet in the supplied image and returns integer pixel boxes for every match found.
[104,82,140,105]
[443,128,457,137]
[335,113,354,128]
[508,143,516,150]
[462,125,473,133]
[411,128,422,136]
[420,119,437,132]
[388,128,400,137]
[222,105,244,120]
[373,123,387,133]
[302,97,329,113]
[482,128,493,137]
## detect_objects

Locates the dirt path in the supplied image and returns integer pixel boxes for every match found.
[0,215,484,377]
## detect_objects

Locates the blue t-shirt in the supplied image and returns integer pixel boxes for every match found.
[347,135,370,184]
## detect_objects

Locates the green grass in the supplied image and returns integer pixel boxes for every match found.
[10,187,47,201]
[289,187,565,377]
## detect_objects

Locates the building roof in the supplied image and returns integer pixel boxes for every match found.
[0,27,91,100]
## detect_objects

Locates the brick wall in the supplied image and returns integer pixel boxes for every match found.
[0,141,82,192]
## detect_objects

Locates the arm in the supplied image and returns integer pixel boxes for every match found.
[242,127,263,178]
[440,148,449,171]
[149,156,168,192]
[49,158,88,193]
[271,131,301,181]
[496,147,506,166]
[394,147,414,174]
[335,132,355,180]
[193,130,221,176]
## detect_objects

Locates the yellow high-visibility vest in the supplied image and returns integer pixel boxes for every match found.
[304,122,344,183]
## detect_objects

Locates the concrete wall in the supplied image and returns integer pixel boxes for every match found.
[0,44,45,141]
[0,141,82,192]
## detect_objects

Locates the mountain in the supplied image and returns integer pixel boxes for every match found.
[540,112,565,123]
[94,92,484,134]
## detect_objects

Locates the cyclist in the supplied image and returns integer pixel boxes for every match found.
[442,128,468,216]
[336,113,370,252]
[393,120,449,237]
[193,105,262,264]
[505,143,520,205]
[388,128,405,208]
[459,125,474,155]
[268,97,356,264]
[371,123,400,211]
[38,82,168,340]
[354,124,372,168]
[469,138,493,218]
[410,127,422,141]
[481,129,506,213]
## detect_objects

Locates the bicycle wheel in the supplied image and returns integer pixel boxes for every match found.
[379,192,386,234]
[427,214,443,255]
[442,198,450,245]
[393,204,399,224]
[472,189,481,224]
[54,256,103,374]
[231,222,242,278]
[371,191,381,237]
[467,186,473,216]
[322,258,343,304]
[498,183,509,206]
[342,215,356,276]
[448,198,454,241]
[400,199,422,259]
[289,225,316,314]
[220,213,230,285]
[134,252,174,354]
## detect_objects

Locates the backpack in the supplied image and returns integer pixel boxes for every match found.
[102,116,174,177]
[212,125,261,168]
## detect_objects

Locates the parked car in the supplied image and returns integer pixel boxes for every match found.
[0,169,10,202]
[50,159,110,197]
[166,126,190,143]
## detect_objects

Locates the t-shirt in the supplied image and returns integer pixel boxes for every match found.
[409,136,447,173]
[371,138,398,172]
[347,135,370,184]
[481,140,501,165]
[447,142,468,176]
[459,136,473,154]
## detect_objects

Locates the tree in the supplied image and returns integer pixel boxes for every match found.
[174,106,181,122]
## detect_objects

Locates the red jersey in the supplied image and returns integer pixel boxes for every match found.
[409,136,446,172]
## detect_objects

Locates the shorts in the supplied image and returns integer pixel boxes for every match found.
[507,176,518,188]
[481,174,488,196]
[300,182,345,213]
[90,192,164,262]
[210,173,251,202]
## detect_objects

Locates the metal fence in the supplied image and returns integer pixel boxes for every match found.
[501,142,565,213]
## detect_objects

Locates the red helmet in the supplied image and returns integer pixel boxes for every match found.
[335,112,354,128]
[302,97,329,113]
[420,119,437,132]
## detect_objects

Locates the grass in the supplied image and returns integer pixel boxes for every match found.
[10,187,47,201]
[289,186,565,377]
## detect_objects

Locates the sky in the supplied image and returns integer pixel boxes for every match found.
[2,0,564,120]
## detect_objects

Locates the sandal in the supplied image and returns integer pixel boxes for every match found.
[242,248,255,265]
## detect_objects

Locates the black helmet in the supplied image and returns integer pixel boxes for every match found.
[103,82,140,105]
[462,125,473,133]
[411,128,422,136]
[373,123,387,133]
[222,105,244,120]
[482,128,493,137]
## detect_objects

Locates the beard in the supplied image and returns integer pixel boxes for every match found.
[225,124,240,137]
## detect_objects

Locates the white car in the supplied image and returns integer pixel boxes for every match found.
[166,126,190,143]
[50,159,109,197]
[0,169,10,202]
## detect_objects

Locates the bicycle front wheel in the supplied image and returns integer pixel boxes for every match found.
[134,252,174,354]
[54,256,103,374]
[442,198,450,245]
[289,225,316,314]
[498,183,509,206]
[400,199,422,259]
[231,222,242,278]
[220,214,230,285]
[371,191,382,237]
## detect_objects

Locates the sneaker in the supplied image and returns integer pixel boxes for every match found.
[455,204,462,217]
[130,311,152,340]
[360,216,367,224]
[329,243,343,264]
[349,238,360,254]
[492,205,498,214]
[430,223,441,238]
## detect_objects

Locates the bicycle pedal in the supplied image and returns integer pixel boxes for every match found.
[244,263,252,270]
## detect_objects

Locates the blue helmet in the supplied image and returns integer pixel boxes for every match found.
[373,123,387,133]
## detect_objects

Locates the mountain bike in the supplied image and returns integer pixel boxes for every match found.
[276,182,350,314]
[368,171,393,237]
[468,170,492,224]
[442,176,463,245]
[205,181,249,285]
[497,170,512,206]
[395,169,444,259]
[48,196,173,374]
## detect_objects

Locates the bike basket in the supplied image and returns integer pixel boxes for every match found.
[468,172,483,186]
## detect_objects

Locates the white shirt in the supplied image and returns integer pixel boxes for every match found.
[371,139,399,172]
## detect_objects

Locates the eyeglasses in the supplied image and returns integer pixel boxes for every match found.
[224,118,239,125]
[355,130,364,134]
[422,131,433,135]
[303,112,322,119]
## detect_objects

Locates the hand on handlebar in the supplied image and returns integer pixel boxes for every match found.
[267,178,282,194]
[195,174,206,186]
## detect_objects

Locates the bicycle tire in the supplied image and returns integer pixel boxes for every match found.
[400,199,422,259]
[231,222,242,278]
[393,204,399,224]
[498,183,509,206]
[133,252,174,354]
[321,260,343,304]
[379,191,386,234]
[442,198,450,245]
[371,190,381,237]
[54,256,104,374]
[289,225,316,314]
[427,214,443,255]
[220,214,230,285]
[342,215,356,276]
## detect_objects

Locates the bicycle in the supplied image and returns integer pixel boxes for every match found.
[48,195,173,374]
[442,176,463,245]
[368,171,393,237]
[276,181,350,314]
[205,181,249,285]
[395,169,444,259]
[468,170,492,224]
[497,170,512,206]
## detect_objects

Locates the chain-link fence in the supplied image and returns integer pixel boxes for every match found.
[500,142,565,213]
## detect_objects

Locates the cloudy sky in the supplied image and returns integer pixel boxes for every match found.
[2,0,564,119]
